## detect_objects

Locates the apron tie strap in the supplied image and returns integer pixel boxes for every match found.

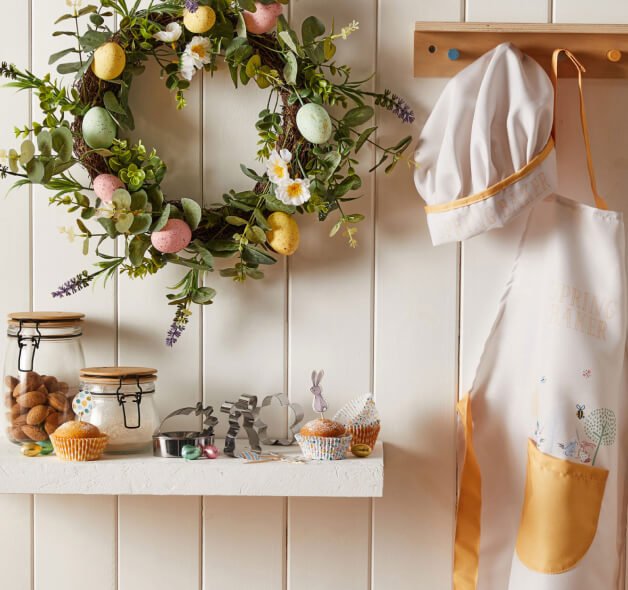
[551,49,608,210]
[453,394,482,590]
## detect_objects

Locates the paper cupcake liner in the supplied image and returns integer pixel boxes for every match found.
[295,433,352,460]
[50,434,109,461]
[346,423,380,448]
[333,394,380,429]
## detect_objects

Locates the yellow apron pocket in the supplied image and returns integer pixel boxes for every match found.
[515,439,608,574]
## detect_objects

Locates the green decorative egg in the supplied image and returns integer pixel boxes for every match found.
[296,103,332,145]
[181,444,201,461]
[37,440,54,456]
[82,106,117,149]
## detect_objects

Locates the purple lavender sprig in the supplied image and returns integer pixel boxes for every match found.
[51,271,93,298]
[374,89,415,124]
[165,304,191,347]
[184,0,199,12]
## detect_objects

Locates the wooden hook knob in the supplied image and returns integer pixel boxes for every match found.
[607,49,622,63]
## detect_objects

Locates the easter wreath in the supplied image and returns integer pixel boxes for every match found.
[0,0,414,345]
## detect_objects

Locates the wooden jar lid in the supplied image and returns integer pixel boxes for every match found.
[80,366,158,385]
[8,311,85,328]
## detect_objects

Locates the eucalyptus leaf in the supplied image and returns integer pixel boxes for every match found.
[147,186,164,211]
[57,62,83,75]
[343,106,374,127]
[97,217,117,238]
[25,159,44,183]
[37,130,52,157]
[225,215,248,227]
[301,16,325,44]
[191,287,216,305]
[283,51,298,84]
[278,31,298,54]
[103,90,126,115]
[79,30,110,52]
[152,203,171,232]
[19,140,35,165]
[48,48,75,65]
[181,197,202,231]
[51,126,73,162]
[264,192,296,214]
[129,234,151,266]
[329,219,343,237]
[115,212,134,234]
[243,246,276,265]
[355,126,377,153]
[129,213,152,235]
[130,189,147,211]
[112,188,131,210]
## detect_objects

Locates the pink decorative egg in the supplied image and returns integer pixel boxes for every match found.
[93,174,125,202]
[243,2,283,35]
[150,219,192,254]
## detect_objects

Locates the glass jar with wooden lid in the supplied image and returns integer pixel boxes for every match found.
[79,366,159,454]
[3,312,85,444]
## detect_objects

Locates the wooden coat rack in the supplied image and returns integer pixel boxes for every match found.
[414,23,628,78]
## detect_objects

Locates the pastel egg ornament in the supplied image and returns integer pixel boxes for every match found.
[91,42,126,81]
[243,2,283,35]
[266,211,300,256]
[82,107,117,149]
[93,174,125,202]
[151,219,192,254]
[183,5,216,33]
[296,103,333,144]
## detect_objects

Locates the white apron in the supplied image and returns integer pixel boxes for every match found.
[454,50,628,590]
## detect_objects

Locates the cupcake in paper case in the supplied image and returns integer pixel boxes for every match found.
[296,418,352,460]
[50,420,108,461]
[333,393,381,448]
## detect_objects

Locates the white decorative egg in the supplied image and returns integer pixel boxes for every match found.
[296,103,332,145]
[82,107,117,149]
[93,174,125,202]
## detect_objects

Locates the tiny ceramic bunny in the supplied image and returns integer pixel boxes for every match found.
[310,370,328,416]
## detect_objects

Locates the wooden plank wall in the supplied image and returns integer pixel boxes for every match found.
[0,1,626,589]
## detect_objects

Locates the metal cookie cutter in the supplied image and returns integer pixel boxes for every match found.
[255,392,304,446]
[153,402,218,458]
[220,394,261,457]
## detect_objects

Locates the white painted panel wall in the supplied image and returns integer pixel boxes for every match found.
[0,2,626,590]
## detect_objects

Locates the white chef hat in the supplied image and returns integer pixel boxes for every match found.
[414,42,557,245]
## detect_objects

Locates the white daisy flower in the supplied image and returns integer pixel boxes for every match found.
[276,177,311,206]
[180,36,211,81]
[266,149,292,184]
[153,22,183,44]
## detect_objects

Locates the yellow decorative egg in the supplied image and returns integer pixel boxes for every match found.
[266,212,300,256]
[183,6,216,33]
[91,42,126,81]
[351,444,372,458]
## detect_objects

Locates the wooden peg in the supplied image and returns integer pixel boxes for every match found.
[607,49,622,62]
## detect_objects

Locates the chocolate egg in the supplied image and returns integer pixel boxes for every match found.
[92,42,126,81]
[350,443,372,458]
[82,107,117,149]
[183,6,216,33]
[296,103,332,144]
[181,444,201,461]
[93,174,125,202]
[266,212,300,256]
[243,2,283,34]
[150,219,192,254]
[202,444,219,460]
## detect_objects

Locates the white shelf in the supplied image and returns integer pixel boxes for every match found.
[0,440,384,497]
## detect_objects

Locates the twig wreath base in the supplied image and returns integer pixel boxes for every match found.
[0,0,414,345]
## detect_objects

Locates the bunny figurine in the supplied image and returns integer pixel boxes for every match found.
[310,370,328,417]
